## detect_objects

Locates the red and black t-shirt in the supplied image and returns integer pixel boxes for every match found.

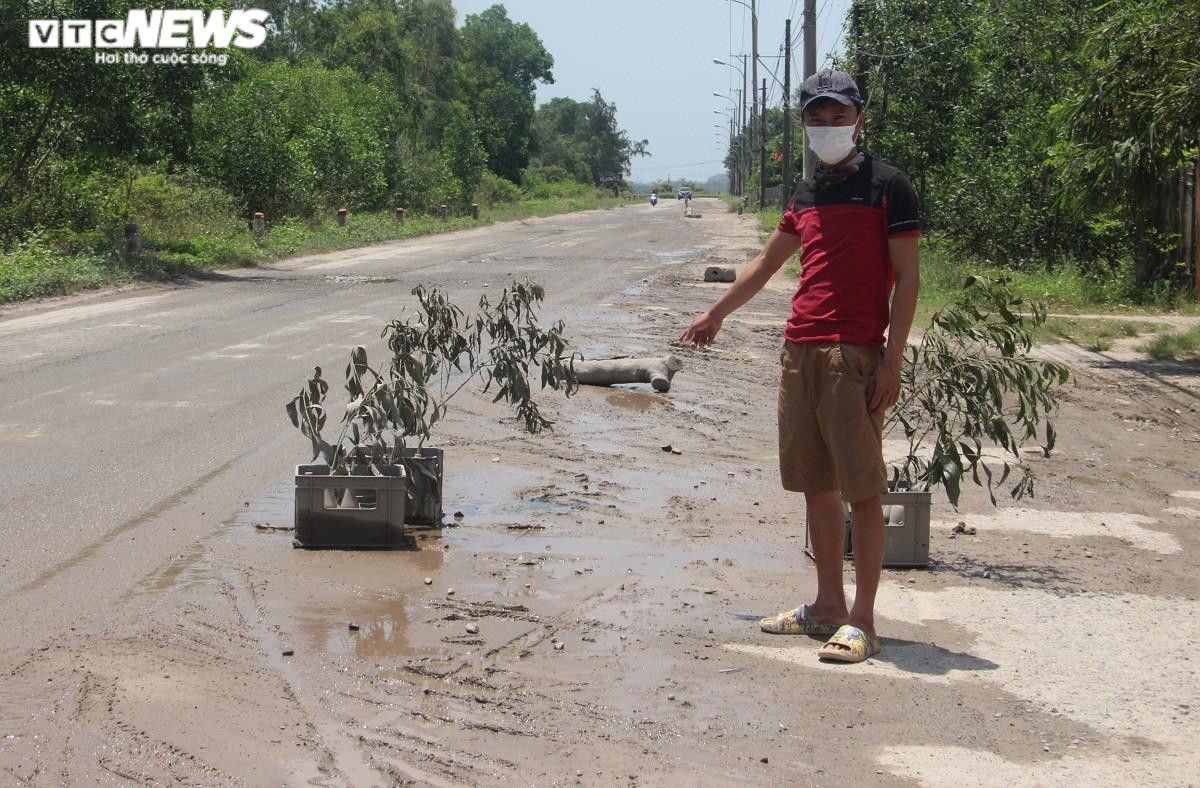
[776,153,921,347]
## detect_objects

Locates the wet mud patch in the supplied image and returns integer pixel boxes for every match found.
[0,579,322,785]
[325,274,398,285]
[605,388,669,412]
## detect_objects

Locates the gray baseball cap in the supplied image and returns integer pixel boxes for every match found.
[800,69,863,111]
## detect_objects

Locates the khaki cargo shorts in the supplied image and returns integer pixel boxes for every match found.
[778,341,887,503]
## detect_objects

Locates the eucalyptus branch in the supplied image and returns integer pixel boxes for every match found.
[885,275,1069,506]
[287,279,577,476]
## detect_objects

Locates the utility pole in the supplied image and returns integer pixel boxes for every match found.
[782,18,792,210]
[729,114,737,195]
[734,53,744,196]
[760,78,766,210]
[750,3,759,209]
[802,0,817,180]
[735,87,743,194]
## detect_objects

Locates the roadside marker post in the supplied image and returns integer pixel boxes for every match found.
[123,223,141,258]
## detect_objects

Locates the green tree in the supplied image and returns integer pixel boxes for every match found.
[1049,0,1200,287]
[299,0,460,142]
[0,0,214,238]
[531,97,590,182]
[193,61,391,217]
[847,0,1198,294]
[254,0,321,63]
[850,0,1095,268]
[460,4,554,183]
[531,91,648,186]
[441,101,487,208]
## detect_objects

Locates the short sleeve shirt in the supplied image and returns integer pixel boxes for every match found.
[776,153,920,347]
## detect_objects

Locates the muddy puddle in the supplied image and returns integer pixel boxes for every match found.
[182,435,774,676]
[298,588,444,660]
[137,541,214,595]
[605,388,668,412]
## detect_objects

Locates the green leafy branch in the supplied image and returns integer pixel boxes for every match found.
[286,279,579,478]
[886,275,1071,507]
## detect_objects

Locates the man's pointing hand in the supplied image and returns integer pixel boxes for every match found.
[680,311,723,347]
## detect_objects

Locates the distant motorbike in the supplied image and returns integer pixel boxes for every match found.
[649,192,658,206]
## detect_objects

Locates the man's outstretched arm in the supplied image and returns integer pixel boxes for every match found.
[680,229,803,346]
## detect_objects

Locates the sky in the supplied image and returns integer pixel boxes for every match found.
[452,0,853,184]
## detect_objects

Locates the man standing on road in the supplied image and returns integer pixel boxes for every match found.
[680,69,920,663]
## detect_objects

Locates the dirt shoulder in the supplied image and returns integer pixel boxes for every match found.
[2,198,1197,785]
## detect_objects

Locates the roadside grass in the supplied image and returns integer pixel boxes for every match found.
[919,241,1142,314]
[0,235,118,303]
[736,206,1196,350]
[760,207,783,239]
[1036,317,1164,352]
[0,192,621,305]
[916,240,1198,333]
[1139,325,1200,359]
[717,194,743,212]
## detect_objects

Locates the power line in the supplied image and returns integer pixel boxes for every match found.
[822,12,851,69]
[739,1,747,61]
[759,33,788,101]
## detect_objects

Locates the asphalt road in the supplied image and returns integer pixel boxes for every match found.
[0,200,713,650]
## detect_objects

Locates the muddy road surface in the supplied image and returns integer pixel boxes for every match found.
[1,198,1198,785]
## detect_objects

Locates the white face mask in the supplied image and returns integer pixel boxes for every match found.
[805,124,858,165]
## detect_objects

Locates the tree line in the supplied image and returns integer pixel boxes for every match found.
[0,0,648,247]
[848,0,1198,295]
[721,0,1198,300]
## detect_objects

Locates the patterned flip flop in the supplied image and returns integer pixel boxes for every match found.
[759,605,841,636]
[817,625,881,663]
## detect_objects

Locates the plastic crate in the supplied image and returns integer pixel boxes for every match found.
[346,446,444,526]
[804,489,931,568]
[294,463,407,548]
[402,447,443,526]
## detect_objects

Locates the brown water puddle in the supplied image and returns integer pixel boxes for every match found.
[605,388,667,412]
[300,592,425,659]
[164,431,765,673]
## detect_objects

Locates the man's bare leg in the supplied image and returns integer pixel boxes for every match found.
[846,495,885,638]
[804,490,851,624]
